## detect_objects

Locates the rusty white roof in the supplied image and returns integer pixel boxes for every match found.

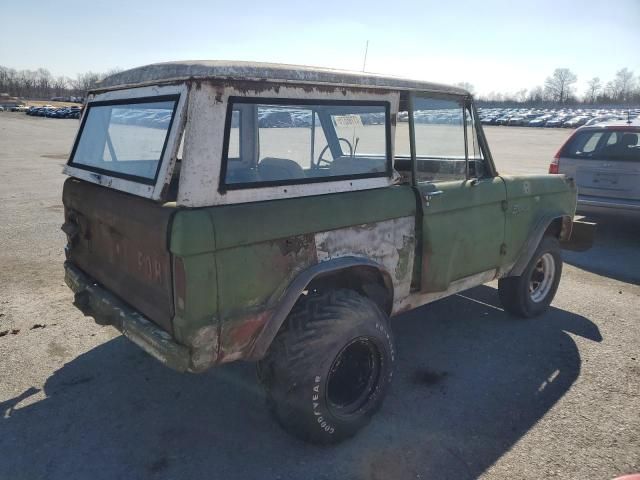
[94,60,469,96]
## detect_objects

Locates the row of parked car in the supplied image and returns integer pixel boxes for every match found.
[479,107,640,128]
[25,105,83,119]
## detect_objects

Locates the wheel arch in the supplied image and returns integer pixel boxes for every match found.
[247,256,394,360]
[507,214,572,277]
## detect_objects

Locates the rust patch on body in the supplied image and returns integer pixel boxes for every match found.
[276,233,315,256]
[218,310,272,364]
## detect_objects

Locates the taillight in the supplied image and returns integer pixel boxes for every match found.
[550,137,567,174]
[173,256,186,311]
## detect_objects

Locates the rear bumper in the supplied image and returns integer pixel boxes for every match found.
[64,261,191,372]
[577,195,640,218]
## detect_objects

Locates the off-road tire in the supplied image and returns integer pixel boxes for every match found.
[498,236,563,318]
[258,289,395,444]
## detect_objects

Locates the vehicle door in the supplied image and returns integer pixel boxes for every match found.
[407,94,506,293]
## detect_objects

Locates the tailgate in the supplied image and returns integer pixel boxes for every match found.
[62,178,176,332]
[575,160,640,201]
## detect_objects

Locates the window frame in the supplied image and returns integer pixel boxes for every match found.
[67,94,181,185]
[466,98,497,178]
[218,96,393,192]
[406,92,496,186]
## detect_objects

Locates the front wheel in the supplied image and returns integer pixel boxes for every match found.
[258,289,395,444]
[498,236,563,318]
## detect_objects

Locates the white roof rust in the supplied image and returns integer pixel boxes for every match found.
[94,60,470,96]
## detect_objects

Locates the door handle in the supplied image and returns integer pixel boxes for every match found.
[424,190,443,206]
[424,190,443,199]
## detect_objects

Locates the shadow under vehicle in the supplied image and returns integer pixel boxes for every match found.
[0,285,601,479]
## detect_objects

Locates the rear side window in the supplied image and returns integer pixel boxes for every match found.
[562,129,640,161]
[69,96,179,184]
[220,98,391,189]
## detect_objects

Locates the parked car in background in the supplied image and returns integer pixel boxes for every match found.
[474,108,639,129]
[563,116,591,128]
[23,105,82,119]
[528,114,553,127]
[584,115,622,126]
[545,117,567,128]
[550,120,640,217]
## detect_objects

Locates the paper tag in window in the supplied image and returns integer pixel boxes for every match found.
[333,115,363,127]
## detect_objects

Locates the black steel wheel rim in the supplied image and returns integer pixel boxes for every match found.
[326,337,382,417]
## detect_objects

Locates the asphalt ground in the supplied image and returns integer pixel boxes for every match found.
[0,113,638,480]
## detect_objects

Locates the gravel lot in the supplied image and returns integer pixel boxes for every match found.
[0,113,638,480]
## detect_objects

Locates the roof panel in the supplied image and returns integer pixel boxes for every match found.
[94,60,469,96]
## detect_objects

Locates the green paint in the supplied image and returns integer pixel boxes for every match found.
[501,175,577,268]
[209,186,416,250]
[417,177,506,292]
[169,186,416,350]
[168,174,575,355]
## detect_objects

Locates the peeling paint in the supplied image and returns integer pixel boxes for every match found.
[314,216,415,311]
[189,325,219,372]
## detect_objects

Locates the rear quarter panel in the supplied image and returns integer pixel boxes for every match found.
[170,186,416,367]
[501,174,577,271]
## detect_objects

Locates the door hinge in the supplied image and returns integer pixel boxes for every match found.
[501,200,508,212]
[500,243,508,256]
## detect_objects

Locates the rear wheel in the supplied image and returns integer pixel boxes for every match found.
[498,236,563,318]
[258,289,394,444]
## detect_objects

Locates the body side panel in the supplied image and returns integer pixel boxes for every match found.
[500,174,577,273]
[170,186,417,366]
[416,177,506,292]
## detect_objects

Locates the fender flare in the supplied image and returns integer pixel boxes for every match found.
[247,256,394,360]
[506,214,572,277]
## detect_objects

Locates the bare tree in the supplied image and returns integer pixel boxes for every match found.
[70,71,103,96]
[613,68,635,103]
[52,76,70,97]
[516,88,528,103]
[527,86,545,104]
[544,68,577,104]
[585,77,601,103]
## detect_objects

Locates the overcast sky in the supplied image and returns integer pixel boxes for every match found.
[1,0,638,96]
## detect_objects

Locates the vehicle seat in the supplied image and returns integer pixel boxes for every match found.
[258,157,305,181]
[225,162,260,184]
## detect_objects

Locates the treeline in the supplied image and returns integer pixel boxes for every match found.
[2,64,639,107]
[473,68,640,107]
[0,66,121,100]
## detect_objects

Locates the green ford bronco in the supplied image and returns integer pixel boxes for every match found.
[62,61,593,444]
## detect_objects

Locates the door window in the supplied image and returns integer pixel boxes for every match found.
[465,106,487,178]
[396,96,467,182]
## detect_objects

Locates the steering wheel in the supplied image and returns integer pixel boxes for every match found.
[315,137,354,167]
